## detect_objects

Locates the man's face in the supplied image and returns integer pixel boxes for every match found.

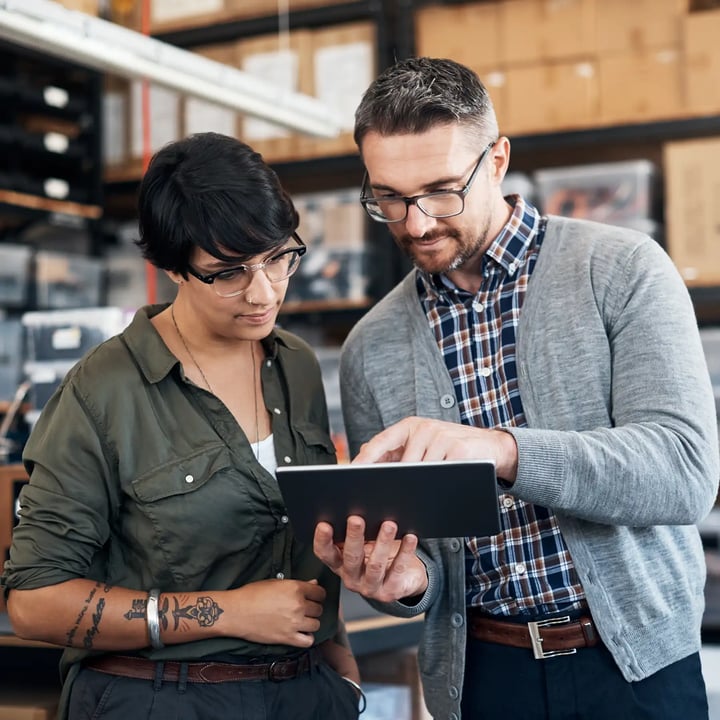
[361,124,499,277]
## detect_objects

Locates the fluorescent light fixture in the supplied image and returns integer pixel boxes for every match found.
[0,0,343,138]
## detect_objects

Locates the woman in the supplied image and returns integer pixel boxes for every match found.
[2,132,361,720]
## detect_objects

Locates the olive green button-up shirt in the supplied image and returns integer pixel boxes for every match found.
[3,304,339,668]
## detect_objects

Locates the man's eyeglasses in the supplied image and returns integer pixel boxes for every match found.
[360,141,496,224]
[186,232,306,298]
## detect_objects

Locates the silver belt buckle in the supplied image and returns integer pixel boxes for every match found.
[527,615,577,660]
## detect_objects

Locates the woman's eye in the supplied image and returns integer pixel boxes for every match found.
[215,268,246,282]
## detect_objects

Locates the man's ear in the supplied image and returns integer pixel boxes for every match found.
[490,136,511,186]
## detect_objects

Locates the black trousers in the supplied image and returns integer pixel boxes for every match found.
[461,635,708,720]
[68,661,360,720]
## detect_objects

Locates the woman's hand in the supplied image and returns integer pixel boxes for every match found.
[231,578,326,647]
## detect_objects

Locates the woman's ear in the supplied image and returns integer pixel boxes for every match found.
[165,269,184,286]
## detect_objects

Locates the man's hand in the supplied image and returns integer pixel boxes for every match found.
[313,516,428,603]
[354,416,518,484]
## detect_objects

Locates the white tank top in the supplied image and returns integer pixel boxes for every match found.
[252,433,277,476]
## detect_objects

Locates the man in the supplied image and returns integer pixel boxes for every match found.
[313,57,719,719]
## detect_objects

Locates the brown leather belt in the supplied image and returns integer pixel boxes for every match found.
[468,608,600,660]
[84,650,319,683]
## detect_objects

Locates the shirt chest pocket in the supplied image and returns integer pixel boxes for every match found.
[295,423,337,466]
[130,445,260,586]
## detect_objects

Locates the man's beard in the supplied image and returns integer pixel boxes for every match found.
[397,218,491,275]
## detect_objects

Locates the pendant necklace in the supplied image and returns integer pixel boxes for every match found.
[171,303,261,455]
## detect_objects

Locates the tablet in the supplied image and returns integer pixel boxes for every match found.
[276,460,501,541]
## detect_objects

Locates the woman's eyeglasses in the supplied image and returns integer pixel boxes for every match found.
[186,233,306,298]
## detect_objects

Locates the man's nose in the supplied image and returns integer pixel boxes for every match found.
[403,202,436,237]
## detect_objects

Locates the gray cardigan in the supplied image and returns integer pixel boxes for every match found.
[339,215,720,720]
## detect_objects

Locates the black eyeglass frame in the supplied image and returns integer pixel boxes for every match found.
[186,232,306,290]
[360,141,497,224]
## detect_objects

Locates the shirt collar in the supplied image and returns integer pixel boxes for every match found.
[419,194,542,298]
[124,304,299,385]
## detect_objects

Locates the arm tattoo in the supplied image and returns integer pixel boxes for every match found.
[65,582,100,647]
[83,597,105,649]
[163,595,224,632]
[123,597,148,621]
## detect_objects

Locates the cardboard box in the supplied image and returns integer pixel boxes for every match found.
[481,70,507,134]
[598,49,683,124]
[56,0,99,14]
[414,2,501,71]
[596,0,687,54]
[183,43,240,139]
[289,188,369,302]
[683,9,720,116]
[499,0,596,65]
[110,0,358,34]
[237,30,314,163]
[504,61,599,135]
[300,21,376,159]
[129,81,181,160]
[103,76,130,167]
[663,137,720,286]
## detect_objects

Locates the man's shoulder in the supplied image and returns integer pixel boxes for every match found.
[544,215,657,253]
[346,272,416,341]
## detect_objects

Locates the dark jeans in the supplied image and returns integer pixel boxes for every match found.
[461,635,708,720]
[68,661,360,720]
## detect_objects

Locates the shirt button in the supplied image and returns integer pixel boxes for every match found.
[280,515,289,524]
[502,495,514,509]
[450,613,464,628]
[449,538,461,552]
[472,301,484,313]
[273,408,282,415]
[449,686,459,700]
[283,456,292,464]
[276,572,285,580]
[509,262,518,275]
[480,366,492,378]
[184,474,194,483]
[266,360,272,368]
[440,394,456,409]
[515,563,526,575]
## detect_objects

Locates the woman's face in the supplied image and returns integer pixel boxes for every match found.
[177,243,292,342]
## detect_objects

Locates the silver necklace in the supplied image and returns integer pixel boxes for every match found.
[171,303,261,455]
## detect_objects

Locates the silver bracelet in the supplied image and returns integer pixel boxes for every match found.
[342,676,367,714]
[146,588,165,650]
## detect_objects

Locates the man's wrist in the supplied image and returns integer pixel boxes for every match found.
[494,429,518,486]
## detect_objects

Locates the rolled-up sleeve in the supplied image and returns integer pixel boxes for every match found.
[2,378,115,592]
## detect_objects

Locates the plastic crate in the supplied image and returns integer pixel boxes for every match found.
[0,244,32,308]
[533,160,657,226]
[22,307,128,364]
[34,251,105,309]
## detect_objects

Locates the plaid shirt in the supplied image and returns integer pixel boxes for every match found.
[418,196,586,616]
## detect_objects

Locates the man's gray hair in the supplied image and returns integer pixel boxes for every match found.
[354,57,499,149]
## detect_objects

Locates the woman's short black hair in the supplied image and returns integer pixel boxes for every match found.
[135,132,299,275]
